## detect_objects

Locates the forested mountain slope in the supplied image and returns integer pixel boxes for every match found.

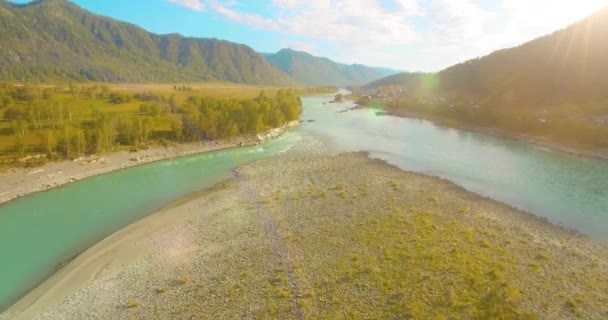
[366,7,608,110]
[264,49,399,87]
[364,7,608,148]
[0,0,295,84]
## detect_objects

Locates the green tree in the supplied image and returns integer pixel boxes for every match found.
[1,95,14,109]
[11,120,29,136]
[169,116,183,141]
[42,129,57,154]
[14,135,26,155]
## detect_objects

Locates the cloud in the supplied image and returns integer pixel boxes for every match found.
[167,0,205,11]
[427,0,494,47]
[281,40,317,55]
[208,1,279,29]
[202,0,608,71]
[410,0,607,71]
[208,0,422,48]
[498,0,607,47]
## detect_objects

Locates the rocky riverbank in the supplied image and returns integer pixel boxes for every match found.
[0,121,298,205]
[3,149,607,319]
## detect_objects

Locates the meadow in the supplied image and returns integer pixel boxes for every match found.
[0,82,334,167]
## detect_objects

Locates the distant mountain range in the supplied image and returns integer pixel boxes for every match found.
[0,0,295,84]
[0,0,400,86]
[365,7,608,110]
[263,49,401,87]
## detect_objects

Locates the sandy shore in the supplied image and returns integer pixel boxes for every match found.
[383,107,608,161]
[0,121,298,205]
[2,147,607,319]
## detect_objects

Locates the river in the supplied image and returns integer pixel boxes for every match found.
[1,93,607,310]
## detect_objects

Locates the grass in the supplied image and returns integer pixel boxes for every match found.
[0,81,317,163]
[175,275,190,286]
[267,156,608,319]
[240,167,545,318]
[125,298,140,309]
[83,154,608,319]
[108,82,289,101]
[564,298,582,316]
[292,205,543,319]
[155,287,169,294]
[389,180,400,191]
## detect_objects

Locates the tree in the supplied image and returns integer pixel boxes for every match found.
[169,116,183,141]
[1,95,14,109]
[42,129,57,154]
[268,108,286,127]
[134,118,151,145]
[72,128,87,156]
[14,135,26,155]
[11,120,29,136]
[62,125,72,156]
[168,94,177,113]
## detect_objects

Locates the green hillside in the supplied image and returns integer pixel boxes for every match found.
[0,0,295,85]
[367,7,608,107]
[264,49,399,87]
[363,7,608,149]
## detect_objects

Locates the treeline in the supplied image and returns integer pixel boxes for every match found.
[0,0,296,85]
[293,86,337,95]
[0,84,304,163]
[181,90,301,140]
[0,84,176,157]
[386,96,608,148]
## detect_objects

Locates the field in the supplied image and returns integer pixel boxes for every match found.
[107,82,293,101]
[19,152,608,319]
[0,82,333,165]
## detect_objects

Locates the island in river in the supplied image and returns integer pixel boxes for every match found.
[3,146,607,319]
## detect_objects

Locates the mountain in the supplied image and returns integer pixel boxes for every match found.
[0,0,295,84]
[364,7,608,149]
[264,48,400,87]
[365,7,608,110]
[364,72,423,89]
[371,66,405,78]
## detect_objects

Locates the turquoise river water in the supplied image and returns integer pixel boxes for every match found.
[1,94,607,310]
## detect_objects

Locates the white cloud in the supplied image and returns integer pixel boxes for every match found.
[209,0,422,48]
[200,0,608,71]
[427,0,494,47]
[272,0,300,10]
[394,0,425,16]
[281,40,318,55]
[498,0,607,47]
[167,0,205,11]
[407,0,607,71]
[208,0,280,29]
[414,0,497,70]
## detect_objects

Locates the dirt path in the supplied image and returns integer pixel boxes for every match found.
[233,169,303,320]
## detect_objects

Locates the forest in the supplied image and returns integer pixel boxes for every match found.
[0,83,332,166]
[384,93,608,149]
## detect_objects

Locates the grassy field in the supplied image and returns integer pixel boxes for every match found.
[0,82,331,163]
[107,82,293,101]
[38,152,608,319]
[218,153,608,319]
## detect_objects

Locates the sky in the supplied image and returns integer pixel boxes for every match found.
[11,0,608,71]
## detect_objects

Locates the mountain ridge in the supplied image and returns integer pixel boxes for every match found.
[365,6,608,109]
[0,0,296,85]
[264,48,401,87]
